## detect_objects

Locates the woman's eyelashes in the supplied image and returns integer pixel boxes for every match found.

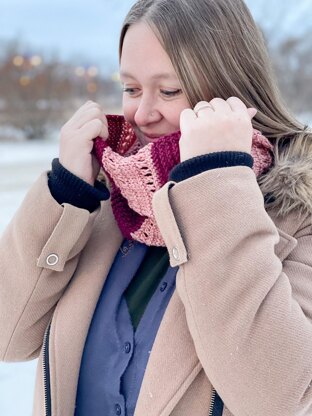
[122,87,182,98]
[122,87,139,96]
[160,89,182,97]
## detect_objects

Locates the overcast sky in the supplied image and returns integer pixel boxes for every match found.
[0,0,311,75]
[0,0,136,74]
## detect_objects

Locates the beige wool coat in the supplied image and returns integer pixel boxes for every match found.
[1,139,312,416]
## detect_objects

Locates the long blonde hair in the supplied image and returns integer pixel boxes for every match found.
[119,0,311,157]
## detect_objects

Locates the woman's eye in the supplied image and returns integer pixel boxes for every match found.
[161,89,182,97]
[122,87,182,98]
[123,88,139,96]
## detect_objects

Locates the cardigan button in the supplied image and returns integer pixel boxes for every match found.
[124,342,131,354]
[160,282,168,292]
[115,404,122,415]
[172,246,180,261]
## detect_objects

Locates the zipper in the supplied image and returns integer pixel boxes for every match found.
[208,388,216,416]
[208,387,224,416]
[43,322,52,416]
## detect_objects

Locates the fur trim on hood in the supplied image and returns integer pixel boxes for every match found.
[259,135,312,217]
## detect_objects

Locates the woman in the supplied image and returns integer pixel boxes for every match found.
[1,0,312,415]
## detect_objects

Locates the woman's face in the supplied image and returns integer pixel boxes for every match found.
[120,22,191,146]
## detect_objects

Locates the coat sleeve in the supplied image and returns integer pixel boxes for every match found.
[153,166,312,416]
[0,171,101,362]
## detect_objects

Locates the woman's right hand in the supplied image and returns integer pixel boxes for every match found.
[59,100,108,186]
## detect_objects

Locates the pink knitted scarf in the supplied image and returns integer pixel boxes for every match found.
[93,115,273,246]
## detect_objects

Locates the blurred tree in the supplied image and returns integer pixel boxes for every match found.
[254,1,312,118]
[271,31,312,115]
[0,39,122,140]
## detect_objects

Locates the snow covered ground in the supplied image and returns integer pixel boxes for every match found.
[0,139,59,416]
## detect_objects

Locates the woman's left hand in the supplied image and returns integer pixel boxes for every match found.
[179,97,257,162]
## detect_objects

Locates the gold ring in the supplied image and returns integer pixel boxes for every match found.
[194,104,213,115]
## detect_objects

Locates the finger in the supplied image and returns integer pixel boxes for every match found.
[194,101,214,117]
[70,101,102,122]
[194,101,213,112]
[80,119,108,141]
[83,100,101,109]
[209,97,232,113]
[75,100,98,115]
[180,108,197,132]
[247,107,257,119]
[101,113,108,128]
[70,107,104,129]
[226,96,248,112]
[95,119,109,139]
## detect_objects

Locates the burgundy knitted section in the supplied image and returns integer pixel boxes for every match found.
[112,132,181,239]
[110,183,145,239]
[93,135,108,161]
[93,115,145,239]
[251,131,274,177]
[93,119,181,242]
[151,132,181,185]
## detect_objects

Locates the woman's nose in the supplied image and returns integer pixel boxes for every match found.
[134,99,160,126]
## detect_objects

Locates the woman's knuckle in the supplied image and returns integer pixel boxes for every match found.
[195,100,207,106]
[210,97,222,104]
[93,118,102,128]
[90,107,102,117]
[89,102,101,110]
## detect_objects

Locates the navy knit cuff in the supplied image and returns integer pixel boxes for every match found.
[48,158,110,213]
[169,152,253,182]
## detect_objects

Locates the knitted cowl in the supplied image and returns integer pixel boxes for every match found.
[93,115,273,246]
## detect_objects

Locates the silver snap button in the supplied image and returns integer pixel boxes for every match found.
[46,254,59,266]
[172,246,179,261]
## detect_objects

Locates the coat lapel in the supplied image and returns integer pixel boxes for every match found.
[134,287,202,416]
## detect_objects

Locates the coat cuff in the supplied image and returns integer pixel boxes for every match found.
[48,158,110,213]
[169,152,253,182]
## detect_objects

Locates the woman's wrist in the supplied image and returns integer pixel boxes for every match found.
[48,158,110,213]
[170,151,253,182]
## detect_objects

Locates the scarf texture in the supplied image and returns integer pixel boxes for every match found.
[93,115,273,246]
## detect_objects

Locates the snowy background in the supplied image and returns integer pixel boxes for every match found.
[0,138,59,415]
[0,0,312,415]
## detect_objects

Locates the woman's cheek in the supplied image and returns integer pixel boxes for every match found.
[122,98,136,123]
[168,100,191,130]
[167,107,185,131]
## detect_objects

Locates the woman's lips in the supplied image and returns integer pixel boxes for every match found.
[142,132,164,139]
[136,130,164,145]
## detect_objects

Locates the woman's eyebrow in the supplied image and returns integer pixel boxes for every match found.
[119,71,178,81]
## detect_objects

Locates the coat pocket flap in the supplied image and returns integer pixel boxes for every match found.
[275,228,298,261]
